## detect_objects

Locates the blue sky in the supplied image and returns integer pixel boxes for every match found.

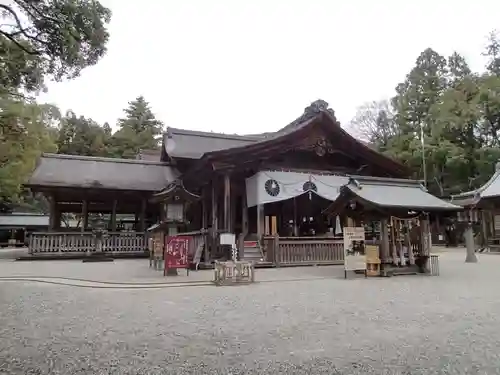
[40,0,500,134]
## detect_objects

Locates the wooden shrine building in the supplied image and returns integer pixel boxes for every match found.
[450,163,500,251]
[26,100,459,266]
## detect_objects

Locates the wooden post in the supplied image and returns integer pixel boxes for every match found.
[211,179,218,258]
[111,199,117,231]
[53,206,62,230]
[81,200,88,232]
[480,210,489,249]
[201,186,208,230]
[420,215,431,256]
[256,204,265,239]
[390,217,399,265]
[405,221,415,265]
[48,194,56,231]
[242,192,248,237]
[139,198,146,232]
[380,217,390,263]
[223,173,231,232]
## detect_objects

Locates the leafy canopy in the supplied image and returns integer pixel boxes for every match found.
[0,0,111,93]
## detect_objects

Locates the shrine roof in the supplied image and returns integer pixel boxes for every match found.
[162,127,264,159]
[450,165,500,207]
[326,176,460,213]
[177,100,410,183]
[26,153,179,192]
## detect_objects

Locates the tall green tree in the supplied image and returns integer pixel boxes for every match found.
[350,48,500,195]
[484,31,500,76]
[0,96,58,208]
[109,96,164,158]
[390,48,450,193]
[56,111,110,156]
[0,0,111,94]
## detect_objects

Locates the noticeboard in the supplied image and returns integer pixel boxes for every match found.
[164,236,189,269]
[343,227,366,271]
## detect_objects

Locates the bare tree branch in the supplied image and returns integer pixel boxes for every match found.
[347,100,397,147]
[0,4,42,55]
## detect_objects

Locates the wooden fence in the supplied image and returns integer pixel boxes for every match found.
[28,232,147,254]
[262,236,344,266]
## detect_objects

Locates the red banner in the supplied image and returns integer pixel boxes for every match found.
[164,236,189,269]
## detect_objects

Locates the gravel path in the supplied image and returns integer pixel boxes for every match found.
[2,251,500,374]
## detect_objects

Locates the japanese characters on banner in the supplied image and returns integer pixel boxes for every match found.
[164,236,189,270]
[343,227,366,271]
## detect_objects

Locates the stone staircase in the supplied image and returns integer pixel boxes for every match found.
[240,236,265,263]
[243,245,264,263]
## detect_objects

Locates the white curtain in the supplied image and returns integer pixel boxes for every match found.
[246,170,349,207]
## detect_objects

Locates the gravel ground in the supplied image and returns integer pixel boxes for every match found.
[2,251,500,374]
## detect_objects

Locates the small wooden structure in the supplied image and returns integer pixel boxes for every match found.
[26,100,459,267]
[25,155,177,256]
[213,261,255,286]
[450,163,500,251]
[323,176,457,274]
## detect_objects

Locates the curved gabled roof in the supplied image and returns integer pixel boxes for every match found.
[450,166,500,207]
[180,100,410,182]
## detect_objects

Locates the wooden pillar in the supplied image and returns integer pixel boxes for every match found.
[209,179,219,261]
[211,180,218,232]
[223,173,231,232]
[380,217,390,263]
[256,204,265,239]
[111,199,117,231]
[201,186,208,230]
[139,198,146,232]
[242,192,248,237]
[53,205,62,230]
[48,194,56,231]
[464,210,477,263]
[81,200,88,232]
[480,210,489,248]
[420,215,431,256]
[230,190,237,234]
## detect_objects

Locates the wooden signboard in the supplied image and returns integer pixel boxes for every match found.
[343,227,367,278]
[164,236,190,276]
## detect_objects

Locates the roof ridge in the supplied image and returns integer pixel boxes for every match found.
[452,168,500,199]
[166,127,264,141]
[42,153,171,166]
[349,175,422,186]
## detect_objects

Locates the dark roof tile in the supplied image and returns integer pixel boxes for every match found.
[27,154,178,192]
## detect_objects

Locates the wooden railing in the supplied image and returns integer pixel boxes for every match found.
[28,232,146,254]
[263,236,344,266]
